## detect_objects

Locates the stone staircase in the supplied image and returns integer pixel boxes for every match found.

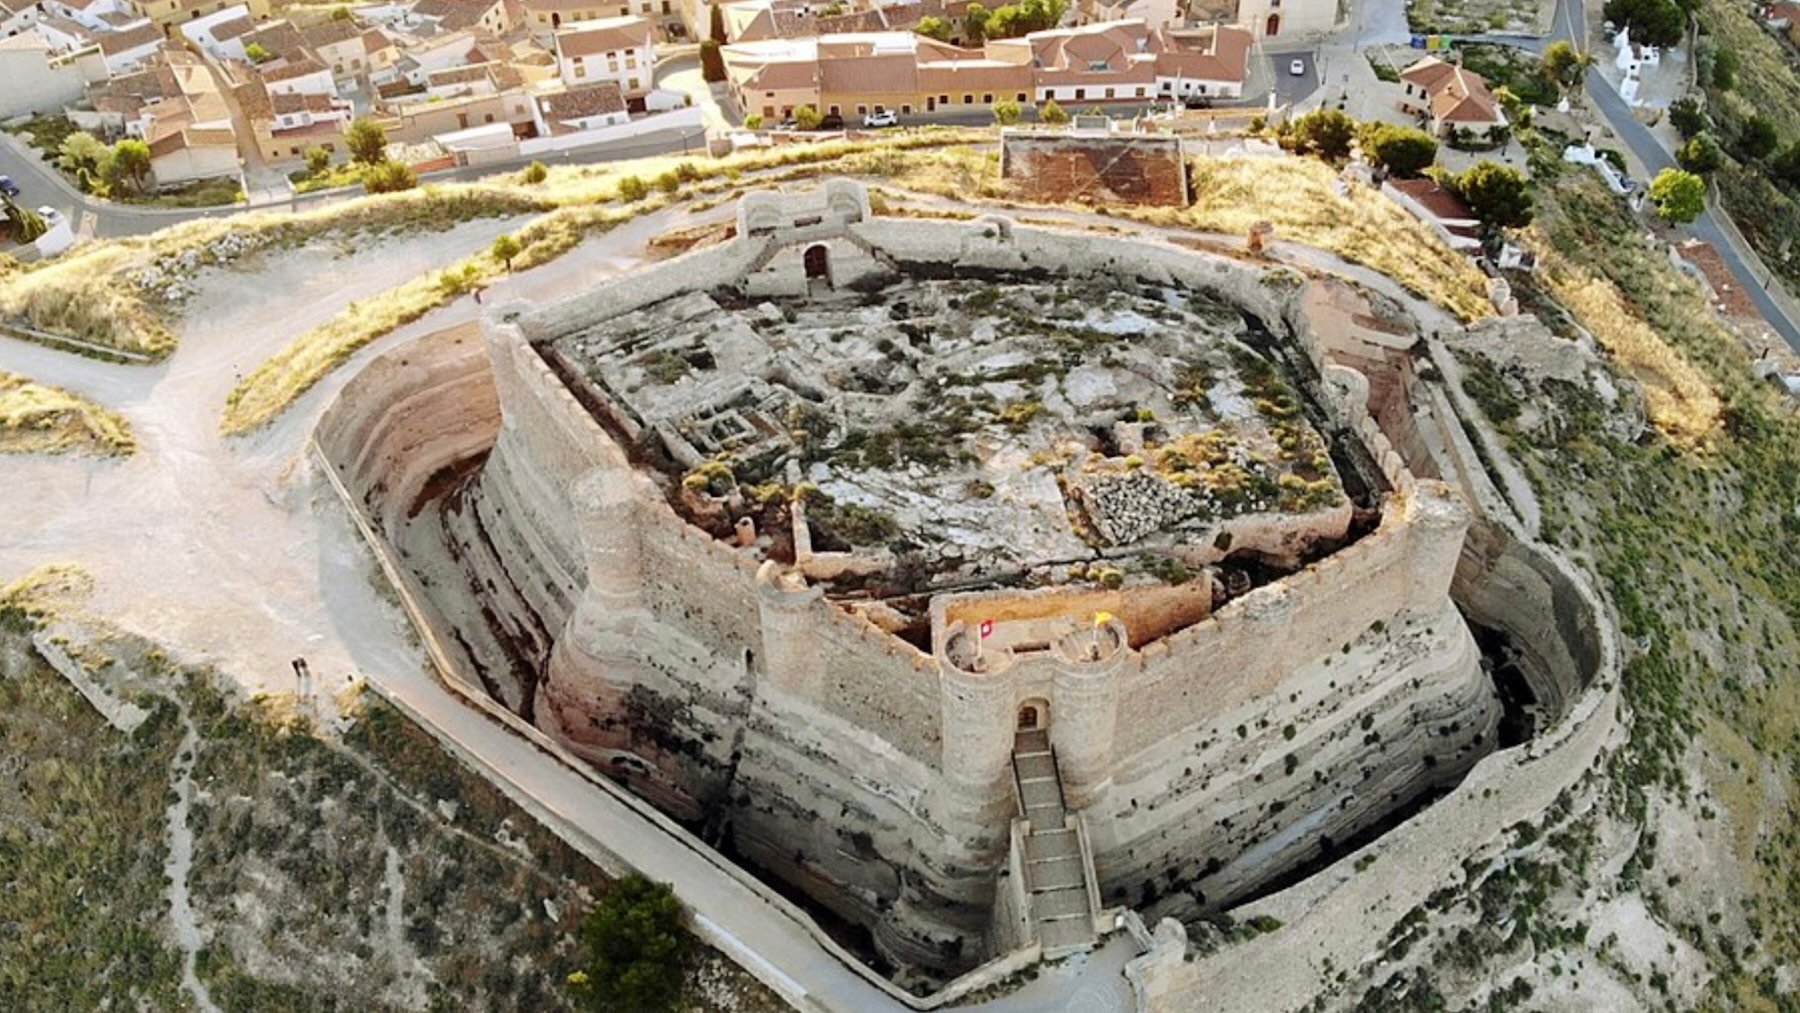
[1010,728,1100,954]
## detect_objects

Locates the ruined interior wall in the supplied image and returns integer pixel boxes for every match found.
[940,581,1215,652]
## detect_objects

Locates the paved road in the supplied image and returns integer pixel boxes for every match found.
[0,121,710,241]
[1541,0,1800,351]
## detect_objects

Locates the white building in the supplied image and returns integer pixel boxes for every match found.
[177,4,251,59]
[1,0,39,39]
[553,15,653,93]
[0,30,104,118]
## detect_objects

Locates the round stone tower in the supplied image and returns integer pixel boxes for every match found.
[1049,617,1126,811]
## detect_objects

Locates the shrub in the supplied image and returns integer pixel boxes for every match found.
[104,139,152,194]
[699,39,725,82]
[1447,160,1533,236]
[1648,167,1706,224]
[521,160,548,184]
[1360,123,1438,176]
[566,875,689,1013]
[654,170,681,193]
[305,146,331,174]
[616,175,648,200]
[491,233,521,270]
[346,117,389,165]
[1736,116,1779,161]
[1677,132,1723,174]
[1041,99,1068,125]
[1668,98,1706,139]
[794,104,823,130]
[744,113,763,129]
[361,159,417,193]
[1288,108,1356,163]
[992,98,1022,126]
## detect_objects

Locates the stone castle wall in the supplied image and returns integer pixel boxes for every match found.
[448,191,1499,974]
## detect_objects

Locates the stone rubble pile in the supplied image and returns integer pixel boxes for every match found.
[128,230,263,305]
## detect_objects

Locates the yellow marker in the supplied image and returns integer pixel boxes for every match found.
[1094,611,1114,626]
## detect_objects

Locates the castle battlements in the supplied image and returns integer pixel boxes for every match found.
[453,179,1499,980]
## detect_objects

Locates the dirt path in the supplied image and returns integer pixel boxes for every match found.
[164,699,220,1013]
[0,204,708,700]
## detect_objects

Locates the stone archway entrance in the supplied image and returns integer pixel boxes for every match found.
[1017,700,1048,731]
[803,244,831,288]
[1265,12,1281,35]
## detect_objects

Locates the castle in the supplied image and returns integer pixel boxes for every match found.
[417,180,1500,980]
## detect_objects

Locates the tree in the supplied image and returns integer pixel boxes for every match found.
[744,113,763,129]
[362,159,417,193]
[57,131,110,188]
[245,41,273,64]
[2,197,47,244]
[1359,123,1438,176]
[915,15,953,41]
[521,160,548,184]
[962,2,990,43]
[332,4,352,19]
[1601,0,1687,49]
[1041,99,1068,125]
[105,138,153,194]
[1668,97,1705,139]
[709,1,725,42]
[1773,143,1800,191]
[1289,108,1356,163]
[491,233,522,271]
[1451,161,1533,235]
[793,104,822,130]
[346,117,389,165]
[1677,131,1723,174]
[991,98,1022,125]
[1648,167,1706,224]
[699,39,725,83]
[567,875,689,1013]
[1711,47,1737,90]
[305,146,331,174]
[1540,40,1591,90]
[1737,115,1779,161]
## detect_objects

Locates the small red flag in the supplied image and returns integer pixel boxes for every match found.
[979,619,994,639]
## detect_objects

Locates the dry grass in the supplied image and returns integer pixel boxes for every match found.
[1530,244,1722,444]
[877,148,1494,321]
[0,372,136,456]
[8,131,988,362]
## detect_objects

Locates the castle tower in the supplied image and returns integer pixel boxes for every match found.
[1405,482,1472,614]
[1049,617,1126,811]
[753,561,825,700]
[934,622,1022,837]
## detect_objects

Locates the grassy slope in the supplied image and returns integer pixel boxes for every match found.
[0,370,136,456]
[0,578,784,1012]
[1471,165,1799,1008]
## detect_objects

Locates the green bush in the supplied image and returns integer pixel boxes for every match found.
[361,159,417,194]
[521,160,548,184]
[617,175,648,200]
[567,875,689,1013]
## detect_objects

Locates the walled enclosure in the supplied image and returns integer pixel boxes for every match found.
[317,180,1507,984]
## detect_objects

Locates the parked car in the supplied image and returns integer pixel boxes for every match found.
[863,109,899,128]
[0,175,19,198]
[1289,58,1307,76]
[775,117,798,131]
[1182,95,1214,109]
[819,112,845,130]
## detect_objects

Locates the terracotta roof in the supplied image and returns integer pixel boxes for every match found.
[540,79,626,120]
[1388,177,1478,224]
[243,20,307,58]
[742,57,817,91]
[1150,23,1250,84]
[301,19,362,48]
[412,0,500,30]
[271,90,338,113]
[429,62,493,85]
[555,16,652,58]
[261,55,331,81]
[98,22,164,57]
[211,15,255,40]
[819,50,917,93]
[1021,20,1157,87]
[1402,56,1503,125]
[523,0,613,11]
[916,57,1031,94]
